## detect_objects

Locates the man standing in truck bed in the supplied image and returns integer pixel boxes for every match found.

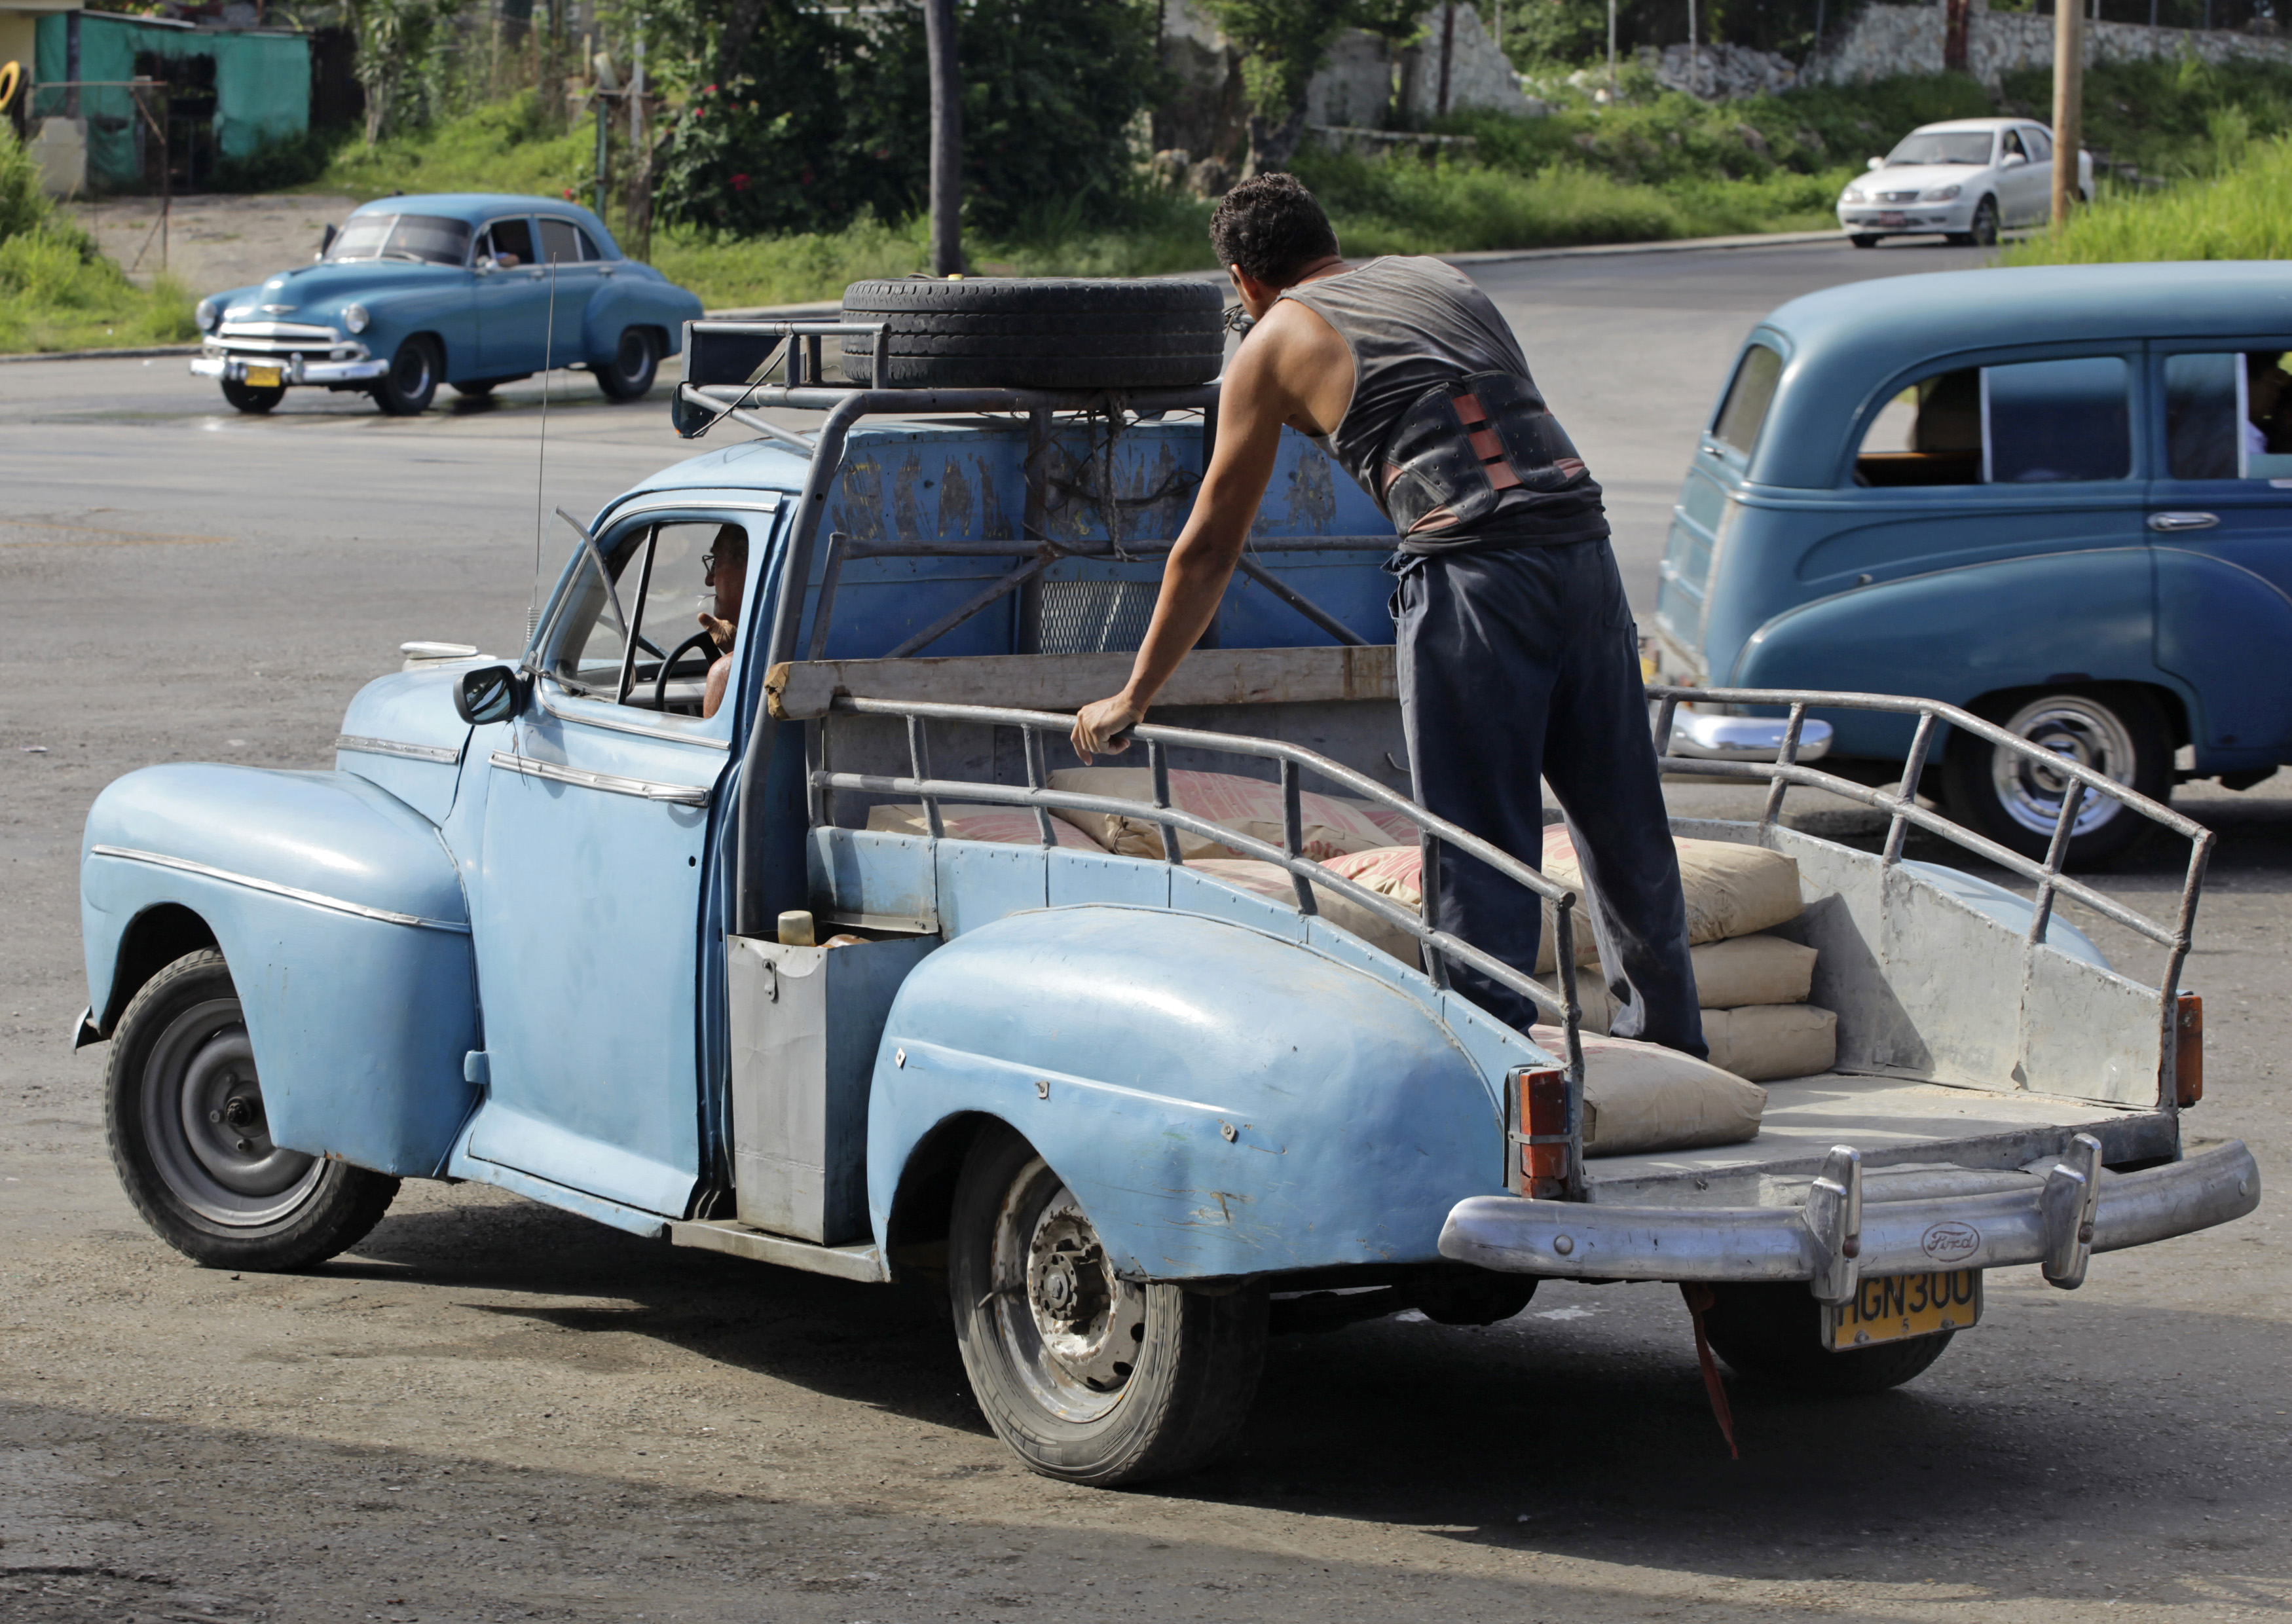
[1073,173,1703,1054]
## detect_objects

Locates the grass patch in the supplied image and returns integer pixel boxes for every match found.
[316,91,592,202]
[0,125,198,354]
[2005,134,2292,264]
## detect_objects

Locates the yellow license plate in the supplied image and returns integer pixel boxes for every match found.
[1822,1268,1982,1351]
[244,365,283,388]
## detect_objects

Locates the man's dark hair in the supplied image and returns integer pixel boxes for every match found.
[1210,173,1340,286]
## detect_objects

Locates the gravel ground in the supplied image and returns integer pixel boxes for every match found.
[2,243,2286,1623]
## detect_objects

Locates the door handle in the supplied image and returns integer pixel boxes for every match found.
[2148,511,2220,533]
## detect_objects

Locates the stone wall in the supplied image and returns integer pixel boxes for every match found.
[1642,41,1803,99]
[1816,0,2292,88]
[1394,3,1536,121]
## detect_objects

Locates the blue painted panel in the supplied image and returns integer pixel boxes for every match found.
[466,705,720,1216]
[1047,848,1171,910]
[2151,547,2292,761]
[868,906,1500,1278]
[1168,864,1307,946]
[935,840,1050,936]
[335,663,477,824]
[446,1124,673,1238]
[810,827,937,925]
[79,766,477,1177]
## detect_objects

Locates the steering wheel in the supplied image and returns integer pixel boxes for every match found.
[654,629,722,712]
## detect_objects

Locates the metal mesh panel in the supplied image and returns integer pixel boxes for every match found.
[1029,579,1160,656]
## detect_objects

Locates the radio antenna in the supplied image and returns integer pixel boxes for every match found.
[529,259,559,649]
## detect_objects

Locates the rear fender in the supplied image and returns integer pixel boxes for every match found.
[1732,548,2188,758]
[81,764,479,1177]
[868,906,1504,1282]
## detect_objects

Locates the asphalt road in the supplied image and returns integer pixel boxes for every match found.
[3,238,2286,1624]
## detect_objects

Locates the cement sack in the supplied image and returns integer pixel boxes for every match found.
[866,802,1103,850]
[1574,934,1817,1021]
[1320,843,1598,973]
[1701,1003,1838,1082]
[1048,767,1391,863]
[1529,1025,1766,1156]
[1334,796,1420,847]
[1543,826,1803,946]
[1187,859,1422,966]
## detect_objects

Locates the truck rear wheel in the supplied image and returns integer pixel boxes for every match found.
[1701,1281,1952,1396]
[948,1124,1265,1486]
[105,949,399,1271]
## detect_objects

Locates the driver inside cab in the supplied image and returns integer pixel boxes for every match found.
[699,524,746,719]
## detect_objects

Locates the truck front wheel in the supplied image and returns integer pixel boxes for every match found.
[1701,1281,1952,1396]
[948,1124,1266,1486]
[105,949,399,1271]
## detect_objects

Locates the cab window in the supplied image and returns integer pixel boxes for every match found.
[1712,342,1783,457]
[1999,129,2027,162]
[1855,357,2131,486]
[2164,351,2292,481]
[2022,126,2052,161]
[549,521,747,715]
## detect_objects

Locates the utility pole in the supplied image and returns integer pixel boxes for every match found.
[2051,0,2082,229]
[923,0,961,276]
[1608,0,1617,88]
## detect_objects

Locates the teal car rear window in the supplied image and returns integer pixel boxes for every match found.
[1712,343,1783,457]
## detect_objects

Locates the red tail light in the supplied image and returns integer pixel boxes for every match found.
[2176,991,2203,1108]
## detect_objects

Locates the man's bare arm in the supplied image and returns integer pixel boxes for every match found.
[1070,303,1346,760]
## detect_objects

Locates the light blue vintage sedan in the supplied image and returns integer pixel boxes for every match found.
[189,193,704,415]
[1650,260,2292,868]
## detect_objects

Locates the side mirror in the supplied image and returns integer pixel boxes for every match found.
[2000,151,2027,168]
[453,664,529,726]
[1866,156,1884,171]
[319,222,337,255]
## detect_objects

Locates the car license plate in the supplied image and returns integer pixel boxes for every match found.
[1822,1268,1981,1351]
[1876,212,1908,227]
[244,364,283,388]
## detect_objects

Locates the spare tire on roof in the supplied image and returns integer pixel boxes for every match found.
[840,276,1225,390]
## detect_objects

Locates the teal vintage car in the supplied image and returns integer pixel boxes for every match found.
[189,193,705,416]
[1649,260,2292,866]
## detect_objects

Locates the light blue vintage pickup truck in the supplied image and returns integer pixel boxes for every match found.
[78,297,2259,1486]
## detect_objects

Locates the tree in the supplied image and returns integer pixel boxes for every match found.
[1196,0,1420,175]
[344,0,462,145]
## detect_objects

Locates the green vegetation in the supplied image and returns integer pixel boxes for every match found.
[319,90,591,202]
[2006,134,2292,264]
[0,126,197,355]
[2000,55,2292,183]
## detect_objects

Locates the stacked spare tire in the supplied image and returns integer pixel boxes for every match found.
[840,276,1226,390]
[866,770,1840,1157]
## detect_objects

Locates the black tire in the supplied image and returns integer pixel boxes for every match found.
[1703,1282,1952,1396]
[948,1123,1266,1486]
[1848,233,1879,249]
[105,949,399,1271]
[595,327,661,400]
[220,378,285,413]
[372,335,441,415]
[1950,196,1999,248]
[451,378,499,397]
[1940,685,2171,868]
[841,277,1225,390]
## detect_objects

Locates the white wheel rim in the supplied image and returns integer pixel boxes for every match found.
[1989,695,2135,839]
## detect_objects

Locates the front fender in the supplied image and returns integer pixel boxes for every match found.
[868,906,1504,1281]
[81,765,479,1177]
[1733,547,2181,756]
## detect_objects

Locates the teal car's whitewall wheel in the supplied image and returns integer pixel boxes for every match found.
[1942,686,2170,869]
[106,950,398,1270]
[949,1124,1265,1486]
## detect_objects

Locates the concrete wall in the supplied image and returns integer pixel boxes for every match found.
[1816,0,2292,88]
[1395,3,1535,122]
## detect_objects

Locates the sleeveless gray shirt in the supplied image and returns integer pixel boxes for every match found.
[1279,257,1608,555]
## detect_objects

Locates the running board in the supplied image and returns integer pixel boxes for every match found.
[667,1219,888,1283]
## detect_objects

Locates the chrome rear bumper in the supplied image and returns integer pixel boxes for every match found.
[1440,1138,2259,1293]
[192,353,389,386]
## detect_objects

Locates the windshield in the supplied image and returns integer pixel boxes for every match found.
[323,213,473,267]
[1886,132,1995,167]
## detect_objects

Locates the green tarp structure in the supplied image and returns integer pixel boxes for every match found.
[36,10,308,189]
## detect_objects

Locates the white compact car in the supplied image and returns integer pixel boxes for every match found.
[1837,117,2093,248]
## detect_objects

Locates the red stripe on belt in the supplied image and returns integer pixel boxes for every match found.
[1456,393,1523,490]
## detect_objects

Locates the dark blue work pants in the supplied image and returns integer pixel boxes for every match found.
[1391,538,1706,1055]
